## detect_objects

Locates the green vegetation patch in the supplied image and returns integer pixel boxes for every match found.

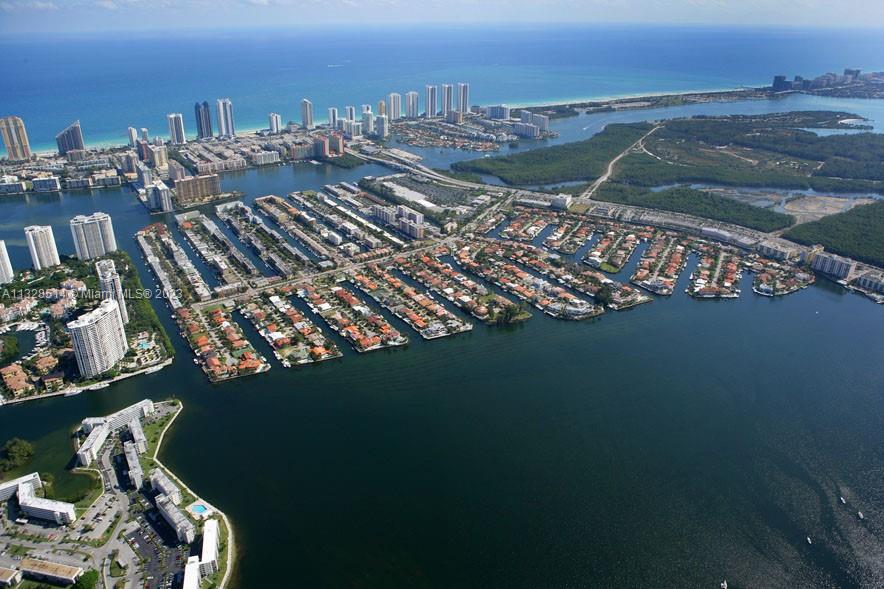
[0,334,19,365]
[451,122,653,185]
[0,437,34,472]
[784,200,884,268]
[322,153,364,169]
[613,112,884,194]
[595,183,795,232]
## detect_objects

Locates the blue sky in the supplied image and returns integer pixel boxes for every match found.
[2,0,884,34]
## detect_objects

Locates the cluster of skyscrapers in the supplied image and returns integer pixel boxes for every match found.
[129,81,471,147]
[5,213,129,379]
[16,212,118,276]
[0,115,86,160]
[1,82,472,160]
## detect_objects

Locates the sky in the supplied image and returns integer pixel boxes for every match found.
[2,0,884,34]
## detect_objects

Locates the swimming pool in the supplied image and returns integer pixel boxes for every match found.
[192,504,208,514]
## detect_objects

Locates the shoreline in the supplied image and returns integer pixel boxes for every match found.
[25,83,783,156]
[0,356,174,408]
[153,399,237,589]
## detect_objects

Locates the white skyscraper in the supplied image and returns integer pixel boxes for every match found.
[127,127,138,147]
[425,85,438,117]
[67,299,129,379]
[457,82,470,113]
[362,111,375,135]
[96,259,128,324]
[24,225,60,271]
[327,107,339,130]
[269,112,282,134]
[216,98,235,137]
[441,84,454,117]
[166,113,186,145]
[301,99,314,130]
[405,91,420,119]
[0,240,13,285]
[345,106,356,121]
[388,93,402,121]
[140,127,149,141]
[70,212,117,260]
[376,114,389,139]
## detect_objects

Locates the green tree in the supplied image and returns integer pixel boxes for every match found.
[0,438,34,472]
[74,570,100,589]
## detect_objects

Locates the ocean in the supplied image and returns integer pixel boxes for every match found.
[2,25,884,155]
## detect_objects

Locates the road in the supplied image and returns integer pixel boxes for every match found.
[579,125,661,200]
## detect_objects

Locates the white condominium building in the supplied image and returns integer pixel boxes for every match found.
[441,84,453,117]
[0,239,13,284]
[150,468,182,505]
[405,91,420,119]
[67,299,129,379]
[425,85,438,117]
[183,556,201,589]
[167,113,186,145]
[387,93,402,121]
[77,423,109,466]
[77,399,156,466]
[0,473,76,524]
[82,399,155,433]
[216,98,235,138]
[457,82,470,113]
[268,112,282,134]
[70,212,117,260]
[200,519,220,576]
[124,441,143,489]
[129,418,148,453]
[156,493,196,543]
[96,258,129,324]
[24,225,60,271]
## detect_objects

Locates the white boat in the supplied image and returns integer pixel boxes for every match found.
[721,581,728,589]
[806,536,813,545]
[840,496,846,505]
[86,383,110,391]
[144,365,163,374]
[858,511,864,520]
[64,390,82,397]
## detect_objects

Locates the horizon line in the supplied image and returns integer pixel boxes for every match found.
[4,21,884,38]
